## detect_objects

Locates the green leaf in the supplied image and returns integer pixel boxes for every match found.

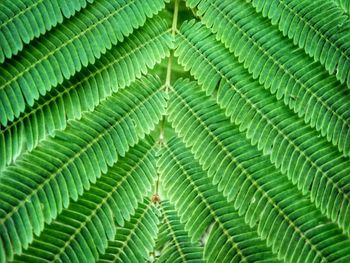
[0,0,169,126]
[157,200,205,263]
[1,1,350,262]
[98,199,159,263]
[185,0,350,154]
[175,21,350,234]
[159,138,280,263]
[247,0,350,87]
[166,78,350,263]
[0,75,166,262]
[0,0,94,62]
[12,140,157,262]
[0,15,172,170]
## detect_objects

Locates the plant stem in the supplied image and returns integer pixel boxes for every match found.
[165,0,179,92]
[155,0,179,198]
[160,0,179,145]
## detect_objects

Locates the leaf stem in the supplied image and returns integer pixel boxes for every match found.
[165,0,179,91]
[155,0,179,198]
[159,0,179,145]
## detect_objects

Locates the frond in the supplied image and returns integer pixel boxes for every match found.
[1,1,350,262]
[157,200,205,263]
[175,21,350,234]
[246,0,350,87]
[0,16,172,170]
[11,140,157,262]
[166,78,350,263]
[0,75,166,262]
[0,0,93,62]
[98,199,159,263]
[158,138,280,263]
[0,0,168,125]
[185,0,350,149]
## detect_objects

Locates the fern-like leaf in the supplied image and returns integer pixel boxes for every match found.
[166,78,350,263]
[0,16,172,170]
[175,21,350,234]
[11,140,157,262]
[186,0,350,149]
[98,199,159,263]
[246,0,350,87]
[157,200,205,263]
[159,138,281,263]
[0,75,166,262]
[1,1,350,262]
[0,0,94,62]
[0,0,168,126]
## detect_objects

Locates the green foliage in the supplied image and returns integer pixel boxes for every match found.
[98,199,159,263]
[0,75,166,261]
[156,201,204,263]
[0,0,167,125]
[1,0,350,262]
[12,140,157,262]
[186,0,350,154]
[331,0,350,13]
[167,79,350,262]
[175,22,350,234]
[158,138,280,262]
[0,16,172,170]
[0,0,94,62]
[248,0,350,87]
